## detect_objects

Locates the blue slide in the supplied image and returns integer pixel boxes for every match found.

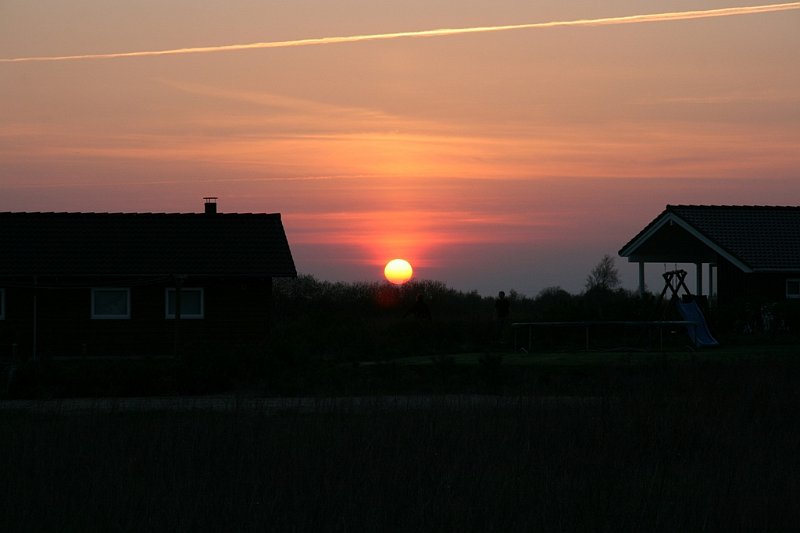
[676,300,719,347]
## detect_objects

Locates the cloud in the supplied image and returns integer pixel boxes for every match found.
[2,2,798,63]
[638,89,800,106]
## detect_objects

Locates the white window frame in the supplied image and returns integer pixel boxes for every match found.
[787,279,800,299]
[0,288,5,320]
[165,288,204,319]
[91,288,131,319]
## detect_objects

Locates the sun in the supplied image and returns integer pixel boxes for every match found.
[384,258,413,285]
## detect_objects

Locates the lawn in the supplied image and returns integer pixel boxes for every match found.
[3,345,800,530]
[2,382,799,532]
[7,343,800,398]
[389,344,800,367]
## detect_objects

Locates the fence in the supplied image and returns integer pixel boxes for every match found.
[511,320,700,352]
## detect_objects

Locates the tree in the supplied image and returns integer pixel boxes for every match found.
[585,254,621,292]
[535,286,576,321]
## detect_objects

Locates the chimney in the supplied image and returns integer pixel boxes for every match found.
[203,197,218,215]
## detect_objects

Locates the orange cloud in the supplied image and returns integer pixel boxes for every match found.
[286,208,561,271]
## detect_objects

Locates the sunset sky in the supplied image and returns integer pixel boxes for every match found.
[2,1,799,296]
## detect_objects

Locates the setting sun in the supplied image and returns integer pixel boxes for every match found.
[384,258,413,285]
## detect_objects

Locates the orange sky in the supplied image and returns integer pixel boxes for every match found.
[2,1,799,295]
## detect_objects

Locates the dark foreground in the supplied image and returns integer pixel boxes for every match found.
[2,363,800,532]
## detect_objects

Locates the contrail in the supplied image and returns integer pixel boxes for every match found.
[2,2,798,63]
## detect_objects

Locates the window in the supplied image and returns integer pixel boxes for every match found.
[166,288,204,319]
[91,288,130,319]
[0,289,5,320]
[787,279,800,299]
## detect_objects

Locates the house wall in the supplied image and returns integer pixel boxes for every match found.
[717,260,798,306]
[0,284,33,358]
[0,278,272,359]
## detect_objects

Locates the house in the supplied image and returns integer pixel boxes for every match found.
[0,199,296,360]
[619,205,800,308]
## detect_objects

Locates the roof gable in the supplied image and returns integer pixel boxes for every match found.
[619,205,800,272]
[0,211,297,278]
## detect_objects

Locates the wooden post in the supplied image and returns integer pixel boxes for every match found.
[585,325,590,352]
[265,277,273,337]
[32,276,38,362]
[173,275,183,359]
[638,262,646,297]
[528,325,533,353]
[695,262,703,296]
[708,264,715,300]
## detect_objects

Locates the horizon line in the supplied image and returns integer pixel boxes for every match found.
[2,2,799,64]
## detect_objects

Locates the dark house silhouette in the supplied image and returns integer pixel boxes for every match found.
[619,205,800,306]
[0,200,296,359]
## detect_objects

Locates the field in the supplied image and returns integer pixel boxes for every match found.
[2,348,800,531]
[3,278,800,530]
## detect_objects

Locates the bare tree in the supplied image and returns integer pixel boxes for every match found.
[585,254,621,292]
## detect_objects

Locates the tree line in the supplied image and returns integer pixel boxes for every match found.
[268,255,656,361]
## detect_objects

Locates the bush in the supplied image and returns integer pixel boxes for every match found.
[270,275,658,363]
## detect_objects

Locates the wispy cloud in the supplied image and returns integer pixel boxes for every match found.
[2,2,798,63]
[639,89,800,106]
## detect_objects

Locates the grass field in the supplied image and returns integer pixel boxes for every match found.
[389,344,800,366]
[2,348,800,531]
[6,344,800,398]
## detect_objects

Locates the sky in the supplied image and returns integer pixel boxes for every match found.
[2,1,799,296]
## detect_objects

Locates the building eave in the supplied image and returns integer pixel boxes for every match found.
[619,211,754,273]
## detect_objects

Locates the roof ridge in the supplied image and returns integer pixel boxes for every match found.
[667,204,800,209]
[0,211,277,216]
[0,211,296,278]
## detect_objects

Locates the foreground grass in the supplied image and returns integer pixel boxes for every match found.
[2,380,800,532]
[7,344,800,398]
[390,344,800,367]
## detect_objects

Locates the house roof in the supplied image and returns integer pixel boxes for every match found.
[619,205,800,272]
[0,211,297,278]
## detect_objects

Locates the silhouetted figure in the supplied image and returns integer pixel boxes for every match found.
[495,291,510,320]
[495,291,511,342]
[405,294,432,320]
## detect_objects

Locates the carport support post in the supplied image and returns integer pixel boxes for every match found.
[638,262,646,297]
[709,264,715,299]
[695,263,703,296]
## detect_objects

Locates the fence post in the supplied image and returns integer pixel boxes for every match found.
[585,325,590,351]
[529,325,533,352]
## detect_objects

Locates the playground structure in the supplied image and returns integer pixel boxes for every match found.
[656,270,719,348]
[512,319,705,353]
[511,269,719,352]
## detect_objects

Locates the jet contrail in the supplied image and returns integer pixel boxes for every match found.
[2,2,799,63]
